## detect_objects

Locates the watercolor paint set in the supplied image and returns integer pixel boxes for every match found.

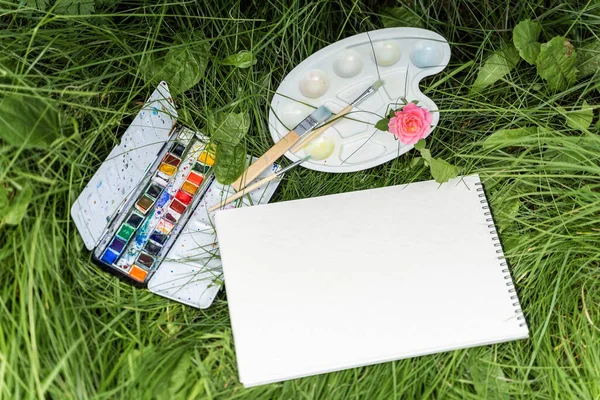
[269,27,451,172]
[92,125,215,285]
[71,82,281,308]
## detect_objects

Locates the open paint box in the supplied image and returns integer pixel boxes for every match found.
[71,82,281,308]
[269,27,450,173]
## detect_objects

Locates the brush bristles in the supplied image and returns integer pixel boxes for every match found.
[372,79,384,90]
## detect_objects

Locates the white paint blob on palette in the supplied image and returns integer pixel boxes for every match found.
[269,28,451,173]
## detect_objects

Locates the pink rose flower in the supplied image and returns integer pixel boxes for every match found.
[388,103,432,145]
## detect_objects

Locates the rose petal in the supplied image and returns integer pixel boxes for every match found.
[403,103,418,113]
[423,108,432,125]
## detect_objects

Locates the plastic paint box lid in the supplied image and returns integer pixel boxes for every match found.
[70,81,177,250]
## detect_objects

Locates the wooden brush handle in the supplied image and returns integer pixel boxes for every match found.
[231,130,300,192]
[291,104,353,153]
[209,173,277,212]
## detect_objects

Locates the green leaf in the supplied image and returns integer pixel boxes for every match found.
[3,185,32,226]
[214,143,246,185]
[141,32,210,94]
[0,94,60,148]
[483,126,538,149]
[374,118,389,131]
[513,19,541,64]
[471,45,520,92]
[419,148,431,159]
[468,352,510,400]
[544,146,590,165]
[168,354,192,398]
[380,7,424,28]
[409,157,423,169]
[565,101,593,131]
[414,139,426,150]
[54,0,94,14]
[19,0,48,9]
[208,111,250,147]
[418,148,459,184]
[387,108,396,119]
[536,36,577,91]
[491,195,521,233]
[428,157,459,184]
[222,51,257,69]
[576,40,600,79]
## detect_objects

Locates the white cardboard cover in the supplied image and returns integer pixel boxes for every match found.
[71,82,177,250]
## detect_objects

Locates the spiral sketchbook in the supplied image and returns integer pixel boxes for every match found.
[215,174,529,387]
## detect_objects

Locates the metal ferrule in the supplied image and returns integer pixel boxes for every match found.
[294,114,319,136]
[293,106,332,136]
[350,86,376,106]
[276,156,311,176]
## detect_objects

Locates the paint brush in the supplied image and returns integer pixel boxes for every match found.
[230,106,332,192]
[209,155,311,212]
[291,79,384,153]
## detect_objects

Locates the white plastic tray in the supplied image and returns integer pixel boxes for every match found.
[269,28,450,173]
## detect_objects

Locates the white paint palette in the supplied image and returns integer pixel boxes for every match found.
[269,28,450,173]
[71,82,281,309]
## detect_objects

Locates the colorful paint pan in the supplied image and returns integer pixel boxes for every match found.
[163,153,181,167]
[100,249,119,265]
[144,241,162,256]
[187,171,204,186]
[157,219,174,234]
[198,151,215,166]
[157,170,171,181]
[136,195,155,214]
[181,181,198,195]
[117,224,135,241]
[156,190,171,208]
[152,173,169,187]
[159,163,177,176]
[146,183,163,199]
[127,213,144,228]
[109,238,126,253]
[150,230,168,245]
[129,265,148,282]
[175,190,193,205]
[193,162,210,175]
[170,199,187,214]
[170,142,186,158]
[165,209,181,223]
[137,253,154,269]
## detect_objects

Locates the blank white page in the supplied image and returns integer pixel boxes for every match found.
[215,175,529,387]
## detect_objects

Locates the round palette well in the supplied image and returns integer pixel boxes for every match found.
[268,27,451,173]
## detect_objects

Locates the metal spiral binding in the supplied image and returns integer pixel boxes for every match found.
[474,181,527,328]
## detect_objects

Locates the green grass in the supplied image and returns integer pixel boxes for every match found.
[1,0,600,398]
